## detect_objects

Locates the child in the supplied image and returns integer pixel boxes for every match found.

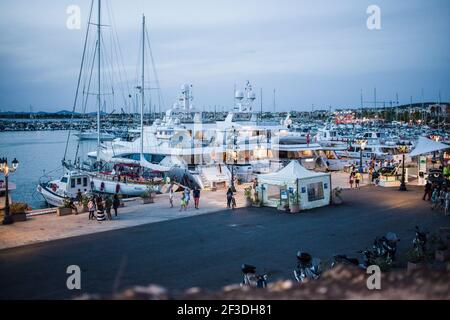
[180,193,187,212]
[445,191,450,216]
[431,188,440,210]
[169,184,174,208]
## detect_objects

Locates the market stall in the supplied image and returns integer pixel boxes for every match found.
[257,160,331,212]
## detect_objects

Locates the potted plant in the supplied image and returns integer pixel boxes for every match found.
[77,195,89,214]
[140,185,154,204]
[434,239,450,262]
[244,187,252,207]
[10,202,29,222]
[252,198,263,207]
[57,198,76,216]
[289,192,300,213]
[406,248,428,272]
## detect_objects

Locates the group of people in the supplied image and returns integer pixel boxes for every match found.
[168,184,238,211]
[348,170,363,189]
[423,181,450,215]
[85,193,121,221]
[168,185,202,211]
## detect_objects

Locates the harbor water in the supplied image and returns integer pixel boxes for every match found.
[0,130,96,209]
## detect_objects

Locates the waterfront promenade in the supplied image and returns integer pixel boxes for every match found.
[0,172,366,250]
[0,185,448,299]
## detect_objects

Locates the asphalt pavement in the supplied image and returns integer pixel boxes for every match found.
[0,185,448,299]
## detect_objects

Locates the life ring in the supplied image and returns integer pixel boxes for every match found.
[115,183,120,194]
[100,182,105,191]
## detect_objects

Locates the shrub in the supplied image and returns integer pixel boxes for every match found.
[405,248,426,264]
[10,202,30,214]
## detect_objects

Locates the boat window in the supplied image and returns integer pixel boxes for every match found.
[307,182,324,202]
[71,179,76,188]
[77,178,81,185]
[61,177,68,183]
[83,177,88,187]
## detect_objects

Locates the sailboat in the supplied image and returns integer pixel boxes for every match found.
[87,14,172,196]
[36,0,103,206]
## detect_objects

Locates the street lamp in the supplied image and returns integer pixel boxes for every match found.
[356,140,367,173]
[398,146,408,191]
[0,157,19,225]
[229,128,238,192]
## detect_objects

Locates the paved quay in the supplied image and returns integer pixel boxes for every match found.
[0,185,448,299]
[0,172,361,250]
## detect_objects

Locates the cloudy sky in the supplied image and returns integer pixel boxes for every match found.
[0,0,449,113]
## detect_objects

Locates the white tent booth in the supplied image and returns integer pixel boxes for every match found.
[408,137,450,185]
[257,161,331,211]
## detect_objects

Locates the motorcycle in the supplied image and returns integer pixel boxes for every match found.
[372,232,400,263]
[294,252,321,283]
[240,264,268,288]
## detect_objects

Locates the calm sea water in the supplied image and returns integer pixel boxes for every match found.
[0,131,96,209]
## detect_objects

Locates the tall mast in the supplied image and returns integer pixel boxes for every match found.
[96,0,101,165]
[140,14,145,163]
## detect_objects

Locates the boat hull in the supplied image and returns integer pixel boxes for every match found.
[90,176,158,196]
[36,184,69,207]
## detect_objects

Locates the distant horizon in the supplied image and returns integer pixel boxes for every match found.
[1,100,449,115]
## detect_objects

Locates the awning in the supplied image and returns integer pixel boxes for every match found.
[409,137,449,157]
[258,160,328,185]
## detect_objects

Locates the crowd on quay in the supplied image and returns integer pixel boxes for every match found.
[423,180,450,215]
[72,190,121,222]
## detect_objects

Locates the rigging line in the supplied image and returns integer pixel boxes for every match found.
[63,0,94,164]
[99,32,115,114]
[107,2,131,111]
[145,28,165,112]
[82,40,98,115]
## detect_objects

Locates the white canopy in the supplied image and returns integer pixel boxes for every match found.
[258,160,328,185]
[409,137,449,157]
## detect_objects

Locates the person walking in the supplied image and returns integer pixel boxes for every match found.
[431,188,440,210]
[105,196,113,220]
[368,167,373,185]
[355,171,362,189]
[88,196,96,220]
[193,187,201,209]
[349,171,355,189]
[445,191,450,216]
[439,188,447,210]
[184,188,191,208]
[169,184,174,208]
[76,189,83,205]
[422,181,432,201]
[226,187,234,208]
[180,193,187,212]
[96,195,106,221]
[112,193,120,217]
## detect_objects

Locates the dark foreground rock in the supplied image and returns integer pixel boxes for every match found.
[77,264,450,300]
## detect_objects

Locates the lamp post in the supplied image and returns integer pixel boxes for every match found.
[0,157,19,225]
[357,140,367,173]
[398,146,408,191]
[230,128,238,192]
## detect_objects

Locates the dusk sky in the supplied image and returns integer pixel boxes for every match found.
[0,0,449,113]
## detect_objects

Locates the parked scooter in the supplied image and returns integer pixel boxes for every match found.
[294,251,321,283]
[240,264,268,288]
[372,232,400,263]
